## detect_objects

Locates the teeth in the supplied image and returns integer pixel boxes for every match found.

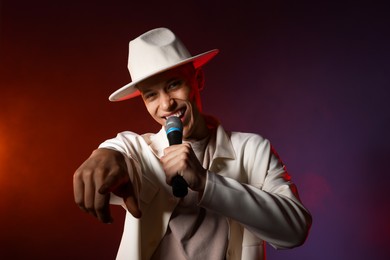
[167,108,184,118]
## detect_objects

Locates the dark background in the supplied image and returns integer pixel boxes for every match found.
[1,0,389,259]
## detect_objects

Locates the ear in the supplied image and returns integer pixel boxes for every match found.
[195,68,205,91]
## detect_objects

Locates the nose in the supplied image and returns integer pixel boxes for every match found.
[160,92,175,111]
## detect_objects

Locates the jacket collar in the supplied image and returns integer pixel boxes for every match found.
[212,124,235,161]
[143,116,236,162]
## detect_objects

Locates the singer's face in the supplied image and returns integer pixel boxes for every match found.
[136,64,207,140]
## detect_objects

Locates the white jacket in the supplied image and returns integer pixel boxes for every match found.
[99,124,311,260]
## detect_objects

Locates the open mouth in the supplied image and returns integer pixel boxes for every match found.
[165,108,186,119]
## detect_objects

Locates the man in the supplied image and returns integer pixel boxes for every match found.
[73,27,312,260]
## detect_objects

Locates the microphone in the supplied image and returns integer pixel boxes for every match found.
[165,116,188,197]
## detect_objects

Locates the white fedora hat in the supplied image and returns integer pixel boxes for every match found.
[109,27,219,102]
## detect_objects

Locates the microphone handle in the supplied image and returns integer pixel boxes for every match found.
[172,175,188,197]
[167,131,188,198]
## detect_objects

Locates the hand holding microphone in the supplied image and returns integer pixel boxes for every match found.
[165,116,189,197]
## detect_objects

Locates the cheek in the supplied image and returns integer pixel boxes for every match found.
[145,103,165,125]
[144,103,156,117]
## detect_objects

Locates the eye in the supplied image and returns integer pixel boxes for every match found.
[142,91,157,101]
[167,80,182,91]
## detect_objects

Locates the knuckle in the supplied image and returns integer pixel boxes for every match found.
[110,164,124,176]
[73,169,83,180]
[83,169,94,178]
[178,161,186,169]
[75,168,94,181]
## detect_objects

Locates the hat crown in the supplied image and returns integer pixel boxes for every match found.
[128,28,191,82]
[109,27,218,102]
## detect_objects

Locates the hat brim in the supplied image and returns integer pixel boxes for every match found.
[108,49,219,102]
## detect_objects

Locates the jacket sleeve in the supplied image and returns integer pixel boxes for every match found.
[198,134,312,249]
[98,131,143,208]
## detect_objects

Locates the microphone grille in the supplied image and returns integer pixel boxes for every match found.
[166,116,183,134]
